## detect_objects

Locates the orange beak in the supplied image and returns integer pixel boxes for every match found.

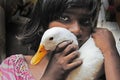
[30,44,47,65]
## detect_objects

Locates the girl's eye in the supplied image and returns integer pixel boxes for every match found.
[79,18,91,26]
[59,16,70,22]
[60,17,68,21]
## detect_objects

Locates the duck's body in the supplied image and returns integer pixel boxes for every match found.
[67,36,104,80]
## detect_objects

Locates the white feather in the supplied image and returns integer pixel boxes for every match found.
[41,27,78,51]
[67,36,104,80]
[41,27,104,80]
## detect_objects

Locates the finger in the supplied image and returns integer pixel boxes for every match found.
[65,50,80,63]
[66,59,82,71]
[63,43,79,56]
[55,40,73,52]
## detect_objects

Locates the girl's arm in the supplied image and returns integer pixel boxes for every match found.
[92,28,120,80]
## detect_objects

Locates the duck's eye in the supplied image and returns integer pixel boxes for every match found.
[49,37,54,40]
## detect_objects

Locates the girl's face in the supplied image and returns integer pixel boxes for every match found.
[49,8,92,47]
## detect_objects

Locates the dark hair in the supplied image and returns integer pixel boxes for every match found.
[17,0,101,51]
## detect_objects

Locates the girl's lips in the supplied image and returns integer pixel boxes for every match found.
[78,36,91,48]
[77,38,83,47]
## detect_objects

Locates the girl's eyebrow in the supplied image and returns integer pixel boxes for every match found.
[64,8,89,15]
[63,10,79,15]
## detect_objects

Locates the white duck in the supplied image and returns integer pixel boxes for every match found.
[31,27,104,80]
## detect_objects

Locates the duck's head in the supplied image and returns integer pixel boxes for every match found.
[30,27,78,65]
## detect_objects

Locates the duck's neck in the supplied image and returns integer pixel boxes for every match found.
[25,56,49,80]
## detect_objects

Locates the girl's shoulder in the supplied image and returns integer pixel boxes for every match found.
[0,54,34,80]
[0,54,25,67]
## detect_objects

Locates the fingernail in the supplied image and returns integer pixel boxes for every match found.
[67,40,73,43]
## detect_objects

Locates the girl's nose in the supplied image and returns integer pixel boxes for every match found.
[68,21,81,35]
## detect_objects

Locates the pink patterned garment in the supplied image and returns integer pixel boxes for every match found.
[0,54,35,80]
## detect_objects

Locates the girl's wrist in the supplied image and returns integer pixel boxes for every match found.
[40,72,58,80]
[40,75,54,80]
[103,47,119,59]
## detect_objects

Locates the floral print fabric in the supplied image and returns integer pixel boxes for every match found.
[0,54,34,80]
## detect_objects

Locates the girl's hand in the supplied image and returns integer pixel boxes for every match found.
[41,41,82,80]
[92,28,116,55]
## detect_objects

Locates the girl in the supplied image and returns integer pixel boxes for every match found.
[0,0,119,80]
